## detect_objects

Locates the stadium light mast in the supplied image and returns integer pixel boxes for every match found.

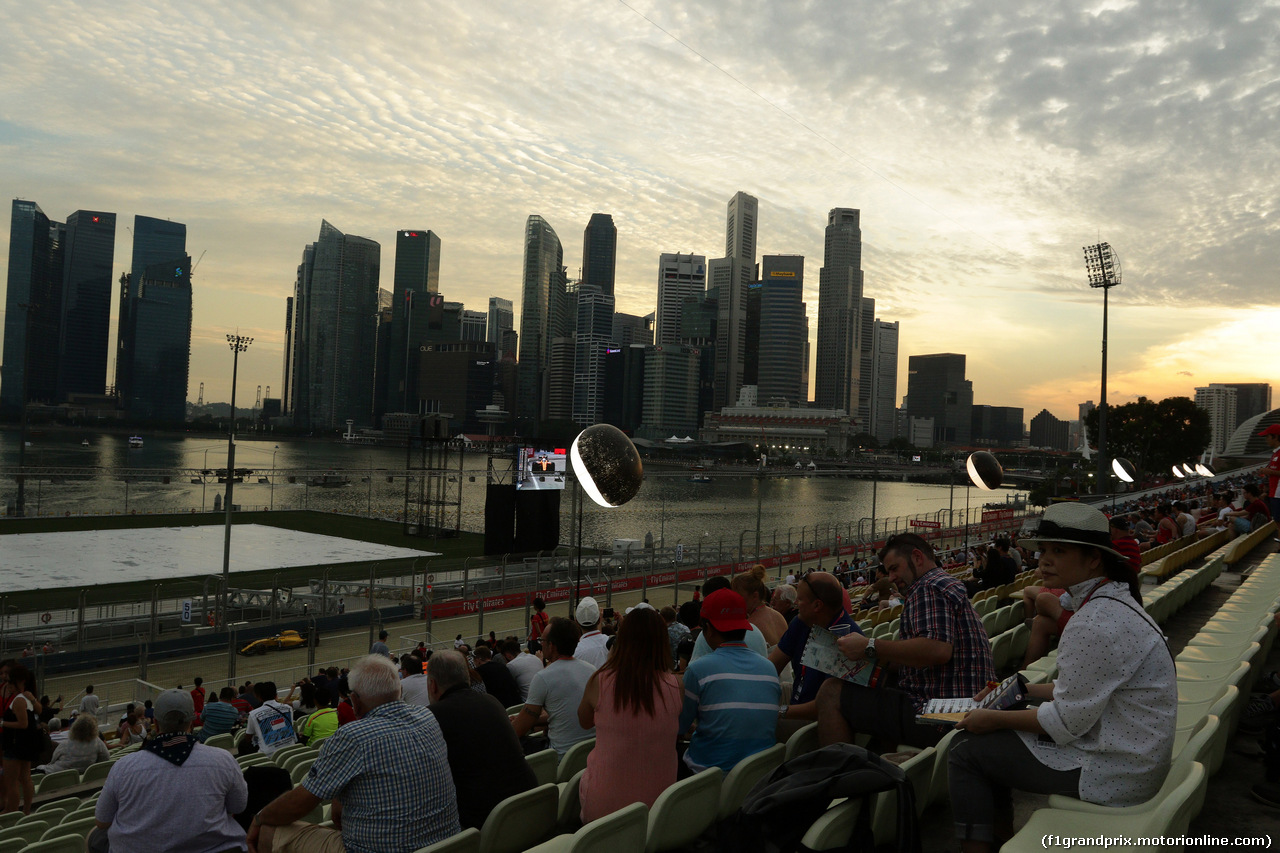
[222,334,253,632]
[1083,243,1121,497]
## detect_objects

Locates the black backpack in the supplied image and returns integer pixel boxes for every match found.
[725,743,922,853]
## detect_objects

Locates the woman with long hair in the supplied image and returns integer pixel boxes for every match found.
[947,503,1171,853]
[732,565,789,646]
[38,713,109,775]
[576,607,682,822]
[1,665,43,814]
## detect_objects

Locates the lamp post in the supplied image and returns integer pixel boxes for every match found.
[964,451,1003,551]
[1083,242,1121,495]
[1111,457,1136,512]
[221,334,253,633]
[270,445,280,511]
[201,448,210,512]
[570,424,644,612]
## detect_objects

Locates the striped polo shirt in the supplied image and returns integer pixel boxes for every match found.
[679,643,782,772]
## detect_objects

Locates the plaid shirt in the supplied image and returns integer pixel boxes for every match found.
[897,567,995,713]
[302,700,460,853]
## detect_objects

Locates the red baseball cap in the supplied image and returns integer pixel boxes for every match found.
[700,589,752,633]
[1258,425,1280,437]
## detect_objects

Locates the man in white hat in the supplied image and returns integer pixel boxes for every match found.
[573,596,609,669]
[93,689,248,853]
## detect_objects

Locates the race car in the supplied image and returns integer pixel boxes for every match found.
[238,629,313,655]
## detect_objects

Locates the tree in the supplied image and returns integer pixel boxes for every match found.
[1085,396,1211,481]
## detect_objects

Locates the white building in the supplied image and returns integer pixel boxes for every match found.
[1195,384,1238,455]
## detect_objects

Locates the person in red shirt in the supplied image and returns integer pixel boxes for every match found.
[1260,425,1280,523]
[335,681,356,726]
[1222,484,1272,532]
[528,597,549,645]
[190,676,206,723]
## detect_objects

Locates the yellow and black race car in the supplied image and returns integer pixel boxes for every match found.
[238,629,313,655]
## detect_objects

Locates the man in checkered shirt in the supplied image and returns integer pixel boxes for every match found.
[248,655,460,853]
[815,533,995,751]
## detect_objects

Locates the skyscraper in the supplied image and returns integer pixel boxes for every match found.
[708,192,758,411]
[581,213,617,295]
[1195,385,1239,455]
[612,312,653,347]
[870,318,899,443]
[290,220,381,430]
[641,344,701,437]
[654,253,705,346]
[281,296,294,415]
[57,210,116,400]
[905,353,973,445]
[814,208,863,414]
[115,215,188,421]
[1,200,63,419]
[516,215,565,424]
[757,255,806,405]
[1223,383,1272,430]
[572,284,614,426]
[725,191,758,266]
[461,310,487,342]
[1030,409,1070,451]
[387,229,441,413]
[857,297,876,427]
[487,297,514,346]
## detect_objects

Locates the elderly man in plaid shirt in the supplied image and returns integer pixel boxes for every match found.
[816,533,995,751]
[248,655,460,853]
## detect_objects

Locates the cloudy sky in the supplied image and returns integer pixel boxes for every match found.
[2,0,1276,421]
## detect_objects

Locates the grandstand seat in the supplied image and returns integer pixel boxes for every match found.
[282,748,318,775]
[717,744,785,821]
[645,767,722,853]
[527,748,559,787]
[477,782,558,853]
[0,821,50,846]
[40,816,98,843]
[784,722,819,762]
[1008,622,1030,661]
[31,801,69,816]
[980,611,999,637]
[923,728,961,810]
[203,732,235,752]
[556,769,585,833]
[34,769,79,795]
[237,753,274,769]
[14,836,85,853]
[1003,761,1205,853]
[989,631,1014,674]
[80,759,115,783]
[271,742,311,766]
[290,757,317,785]
[414,827,482,853]
[0,815,17,830]
[869,746,934,845]
[0,839,24,853]
[525,801,648,853]
[556,737,595,784]
[797,798,864,850]
[505,704,524,715]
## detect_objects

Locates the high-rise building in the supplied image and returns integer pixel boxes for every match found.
[581,213,617,295]
[461,310,487,342]
[603,344,646,434]
[654,253,705,346]
[708,256,751,409]
[743,282,762,386]
[516,215,565,424]
[641,344,701,438]
[679,294,718,426]
[57,210,116,401]
[971,405,1025,447]
[281,296,294,415]
[905,353,973,445]
[757,255,806,405]
[1195,384,1239,455]
[487,297,513,346]
[1,200,64,419]
[572,284,615,426]
[869,319,899,443]
[814,208,863,414]
[115,215,189,422]
[386,229,441,413]
[1222,383,1272,430]
[1030,409,1070,451]
[725,191,758,267]
[857,297,876,427]
[372,289,394,424]
[290,220,381,431]
[612,312,653,347]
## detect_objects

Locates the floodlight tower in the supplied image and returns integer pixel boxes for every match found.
[1083,243,1121,496]
[221,334,253,631]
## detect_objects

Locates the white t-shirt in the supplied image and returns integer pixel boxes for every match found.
[575,631,610,669]
[400,674,432,707]
[525,657,596,756]
[246,700,297,755]
[506,653,543,702]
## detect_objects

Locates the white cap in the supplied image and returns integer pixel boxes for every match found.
[576,596,600,626]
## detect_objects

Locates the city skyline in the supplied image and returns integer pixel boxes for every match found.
[2,1,1276,420]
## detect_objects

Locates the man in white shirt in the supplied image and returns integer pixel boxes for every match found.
[399,653,432,707]
[245,682,297,756]
[500,638,543,702]
[80,685,101,717]
[573,597,609,669]
[511,617,596,756]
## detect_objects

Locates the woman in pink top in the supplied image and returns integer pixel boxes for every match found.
[577,607,682,823]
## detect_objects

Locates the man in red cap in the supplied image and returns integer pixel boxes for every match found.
[677,589,782,775]
[1260,424,1280,523]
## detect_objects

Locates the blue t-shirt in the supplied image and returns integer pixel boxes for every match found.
[679,644,781,772]
[689,622,769,662]
[199,701,240,741]
[775,611,863,705]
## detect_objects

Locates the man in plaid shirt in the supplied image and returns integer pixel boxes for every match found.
[816,533,995,751]
[247,655,460,853]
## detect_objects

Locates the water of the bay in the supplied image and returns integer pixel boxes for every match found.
[0,432,1024,550]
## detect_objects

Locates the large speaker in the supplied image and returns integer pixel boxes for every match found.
[515,489,561,553]
[484,484,516,555]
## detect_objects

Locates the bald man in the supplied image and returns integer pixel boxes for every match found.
[768,572,864,723]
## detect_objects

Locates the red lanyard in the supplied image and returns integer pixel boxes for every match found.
[1078,579,1109,609]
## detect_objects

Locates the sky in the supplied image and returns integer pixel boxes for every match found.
[2,0,1277,423]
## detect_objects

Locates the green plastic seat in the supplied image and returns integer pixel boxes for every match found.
[41,816,98,842]
[413,827,481,853]
[290,757,317,785]
[784,722,819,762]
[80,758,116,783]
[0,821,50,846]
[0,838,25,853]
[527,748,559,787]
[19,809,64,826]
[644,766,722,853]
[525,801,648,853]
[34,769,79,795]
[15,836,86,853]
[203,732,235,752]
[868,747,935,845]
[478,782,558,853]
[556,769,585,833]
[718,744,785,821]
[271,742,311,766]
[555,738,595,784]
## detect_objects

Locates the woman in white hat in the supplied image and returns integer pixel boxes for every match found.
[946,502,1176,853]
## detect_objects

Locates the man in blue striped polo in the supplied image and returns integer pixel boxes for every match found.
[679,589,783,775]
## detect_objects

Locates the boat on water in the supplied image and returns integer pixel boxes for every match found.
[309,471,352,487]
[128,436,143,448]
[688,463,712,483]
[80,439,90,447]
